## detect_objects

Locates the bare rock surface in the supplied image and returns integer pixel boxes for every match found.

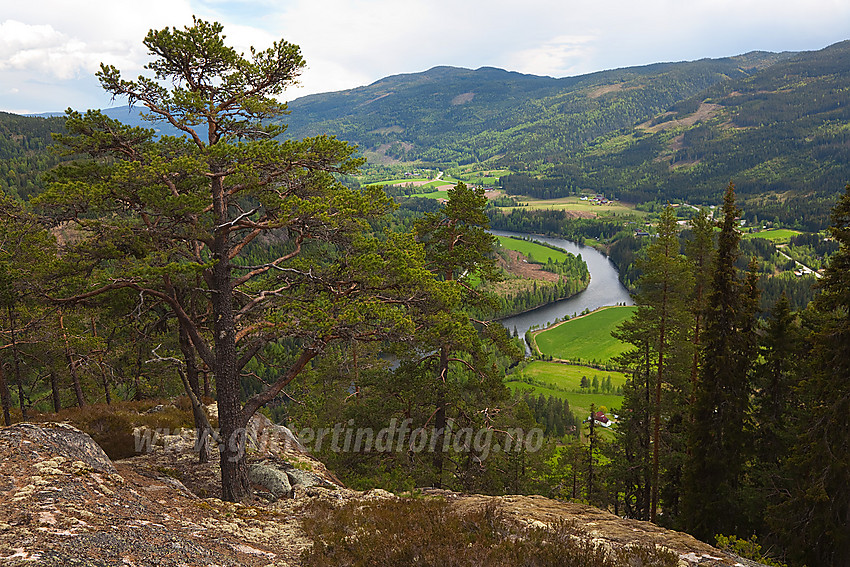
[0,422,310,566]
[2,421,764,566]
[438,490,763,566]
[250,462,293,500]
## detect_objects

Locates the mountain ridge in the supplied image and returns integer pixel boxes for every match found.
[3,41,848,227]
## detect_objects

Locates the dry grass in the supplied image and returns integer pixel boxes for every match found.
[27,398,206,460]
[300,497,679,566]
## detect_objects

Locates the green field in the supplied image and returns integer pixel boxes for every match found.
[506,361,627,412]
[462,170,507,185]
[410,189,451,199]
[530,306,636,363]
[369,177,430,186]
[496,195,647,217]
[743,229,802,243]
[508,380,624,418]
[496,236,571,263]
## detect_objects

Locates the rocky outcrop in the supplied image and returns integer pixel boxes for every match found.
[2,422,116,473]
[1,422,766,566]
[0,422,309,566]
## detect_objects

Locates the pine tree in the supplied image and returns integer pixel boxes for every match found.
[38,18,431,501]
[412,181,515,487]
[0,196,58,424]
[612,206,693,522]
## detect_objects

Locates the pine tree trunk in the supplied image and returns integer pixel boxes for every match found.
[60,313,85,408]
[50,371,61,413]
[651,288,667,523]
[432,344,449,488]
[179,325,209,463]
[90,319,111,405]
[642,344,651,519]
[0,360,11,425]
[8,304,27,419]
[211,179,251,502]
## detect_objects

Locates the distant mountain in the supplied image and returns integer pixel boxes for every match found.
[282,54,791,166]
[542,40,850,229]
[4,41,850,227]
[281,42,850,228]
[26,107,183,137]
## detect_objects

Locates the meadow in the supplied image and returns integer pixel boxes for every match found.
[505,361,628,416]
[409,189,451,199]
[742,228,802,244]
[496,195,646,217]
[529,305,636,364]
[496,235,571,263]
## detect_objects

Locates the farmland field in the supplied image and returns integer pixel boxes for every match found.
[742,229,802,243]
[495,195,646,217]
[496,236,571,263]
[365,177,430,186]
[506,361,628,427]
[530,306,636,363]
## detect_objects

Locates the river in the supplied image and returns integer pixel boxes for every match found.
[494,231,634,342]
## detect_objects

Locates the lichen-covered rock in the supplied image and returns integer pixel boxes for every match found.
[246,411,307,454]
[0,422,116,474]
[1,420,765,567]
[0,422,309,565]
[249,462,293,500]
[285,466,338,491]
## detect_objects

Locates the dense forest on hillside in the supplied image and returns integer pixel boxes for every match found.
[3,43,850,228]
[0,112,66,200]
[284,56,785,166]
[523,42,850,229]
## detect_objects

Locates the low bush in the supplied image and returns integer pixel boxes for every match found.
[301,497,678,566]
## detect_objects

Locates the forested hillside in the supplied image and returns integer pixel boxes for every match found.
[0,112,66,200]
[2,18,850,567]
[283,54,787,166]
[546,40,850,229]
[4,44,850,229]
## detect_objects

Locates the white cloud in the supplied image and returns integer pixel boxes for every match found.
[2,0,850,113]
[0,20,64,52]
[505,35,597,77]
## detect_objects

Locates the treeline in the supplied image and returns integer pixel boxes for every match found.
[536,213,829,313]
[519,392,581,438]
[493,273,587,319]
[501,173,578,199]
[488,208,631,242]
[488,244,589,318]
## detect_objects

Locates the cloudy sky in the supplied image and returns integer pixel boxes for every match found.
[2,0,850,114]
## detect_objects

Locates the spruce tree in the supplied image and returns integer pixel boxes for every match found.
[682,183,757,540]
[746,292,800,535]
[684,209,715,407]
[774,184,850,566]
